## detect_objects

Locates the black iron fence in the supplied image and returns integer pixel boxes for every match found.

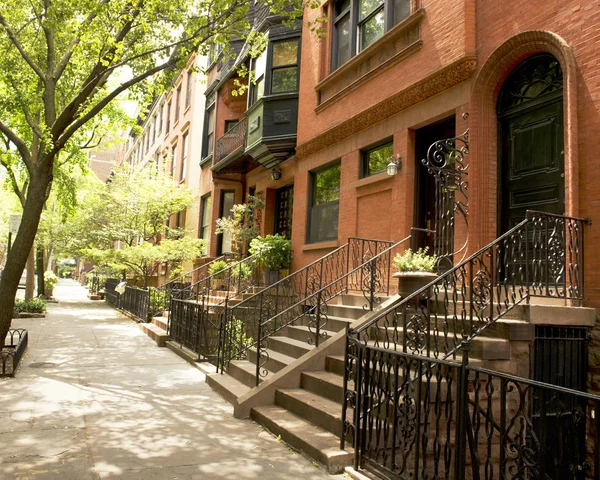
[104,278,121,308]
[120,285,150,322]
[220,236,422,383]
[343,342,600,479]
[342,211,592,479]
[168,253,262,360]
[1,329,28,377]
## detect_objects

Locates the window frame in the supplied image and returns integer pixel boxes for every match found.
[307,161,342,244]
[185,70,193,109]
[202,99,216,160]
[180,131,188,181]
[361,139,393,178]
[166,100,172,133]
[199,193,212,242]
[175,85,182,123]
[267,36,301,95]
[171,142,178,177]
[331,0,411,71]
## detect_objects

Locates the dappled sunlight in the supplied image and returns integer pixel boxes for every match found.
[0,281,343,479]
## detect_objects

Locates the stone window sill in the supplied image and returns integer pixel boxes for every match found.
[301,240,339,251]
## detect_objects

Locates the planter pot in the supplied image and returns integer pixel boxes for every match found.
[393,271,438,298]
[211,277,228,291]
[261,270,282,286]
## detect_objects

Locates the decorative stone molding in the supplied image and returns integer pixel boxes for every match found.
[296,56,477,160]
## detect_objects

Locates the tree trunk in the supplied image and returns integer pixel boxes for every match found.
[36,246,45,297]
[25,248,35,300]
[0,167,52,344]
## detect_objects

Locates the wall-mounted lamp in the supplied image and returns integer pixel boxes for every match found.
[386,154,402,176]
[270,168,282,181]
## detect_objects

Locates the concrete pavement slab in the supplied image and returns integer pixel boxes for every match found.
[0,280,344,480]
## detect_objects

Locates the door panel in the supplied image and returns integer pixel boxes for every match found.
[274,185,293,239]
[500,100,564,232]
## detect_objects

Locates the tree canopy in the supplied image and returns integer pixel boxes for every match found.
[0,0,303,342]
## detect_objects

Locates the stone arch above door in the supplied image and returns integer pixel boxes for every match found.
[468,31,578,250]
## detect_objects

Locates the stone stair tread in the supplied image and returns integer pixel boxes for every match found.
[269,335,317,350]
[229,359,276,381]
[249,347,297,367]
[278,388,344,418]
[303,370,344,388]
[251,405,353,474]
[206,371,252,404]
[285,324,339,338]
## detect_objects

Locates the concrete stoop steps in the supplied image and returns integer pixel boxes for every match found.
[139,315,169,347]
[202,293,596,475]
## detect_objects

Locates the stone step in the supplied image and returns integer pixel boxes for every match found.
[275,388,347,437]
[326,355,345,376]
[329,294,392,307]
[295,314,354,333]
[267,335,315,359]
[227,359,269,388]
[283,324,338,345]
[250,405,353,474]
[151,316,168,330]
[301,370,345,403]
[247,347,297,374]
[324,304,369,320]
[206,371,252,405]
[139,322,168,347]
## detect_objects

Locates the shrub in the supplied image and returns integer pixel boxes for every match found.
[207,259,231,279]
[14,298,46,313]
[393,248,437,273]
[44,271,58,290]
[249,234,292,271]
[230,261,253,281]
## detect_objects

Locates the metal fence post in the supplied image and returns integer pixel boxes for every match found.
[454,341,470,480]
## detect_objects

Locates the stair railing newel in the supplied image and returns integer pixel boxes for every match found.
[341,211,592,478]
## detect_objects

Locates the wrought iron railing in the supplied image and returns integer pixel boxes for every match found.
[1,329,28,377]
[214,117,247,164]
[220,236,426,384]
[120,285,150,322]
[167,253,262,357]
[104,278,121,308]
[345,343,600,479]
[342,211,591,478]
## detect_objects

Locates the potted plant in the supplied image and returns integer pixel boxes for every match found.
[207,259,231,291]
[44,271,58,298]
[249,234,292,285]
[392,248,438,298]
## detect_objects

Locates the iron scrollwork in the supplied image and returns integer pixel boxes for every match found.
[422,112,470,268]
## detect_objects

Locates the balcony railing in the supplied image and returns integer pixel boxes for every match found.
[214,118,247,164]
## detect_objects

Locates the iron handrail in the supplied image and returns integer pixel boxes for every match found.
[352,210,591,339]
[158,256,228,292]
[222,234,419,383]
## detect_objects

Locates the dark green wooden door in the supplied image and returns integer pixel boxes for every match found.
[498,53,564,232]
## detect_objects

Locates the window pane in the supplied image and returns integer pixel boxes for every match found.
[360,8,385,50]
[359,0,383,20]
[394,0,411,24]
[364,142,393,176]
[207,107,215,135]
[254,49,267,79]
[272,40,298,66]
[201,195,211,240]
[335,14,350,68]
[314,164,341,205]
[255,78,264,102]
[335,0,350,16]
[272,67,298,93]
[310,202,339,243]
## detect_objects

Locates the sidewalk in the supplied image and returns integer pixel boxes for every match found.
[0,279,345,479]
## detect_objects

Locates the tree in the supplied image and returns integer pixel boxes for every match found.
[0,0,303,343]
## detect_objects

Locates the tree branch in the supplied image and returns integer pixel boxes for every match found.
[0,155,26,206]
[0,12,45,80]
[0,120,33,172]
[57,57,176,148]
[6,75,44,139]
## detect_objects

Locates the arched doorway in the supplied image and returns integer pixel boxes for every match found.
[497,53,564,233]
